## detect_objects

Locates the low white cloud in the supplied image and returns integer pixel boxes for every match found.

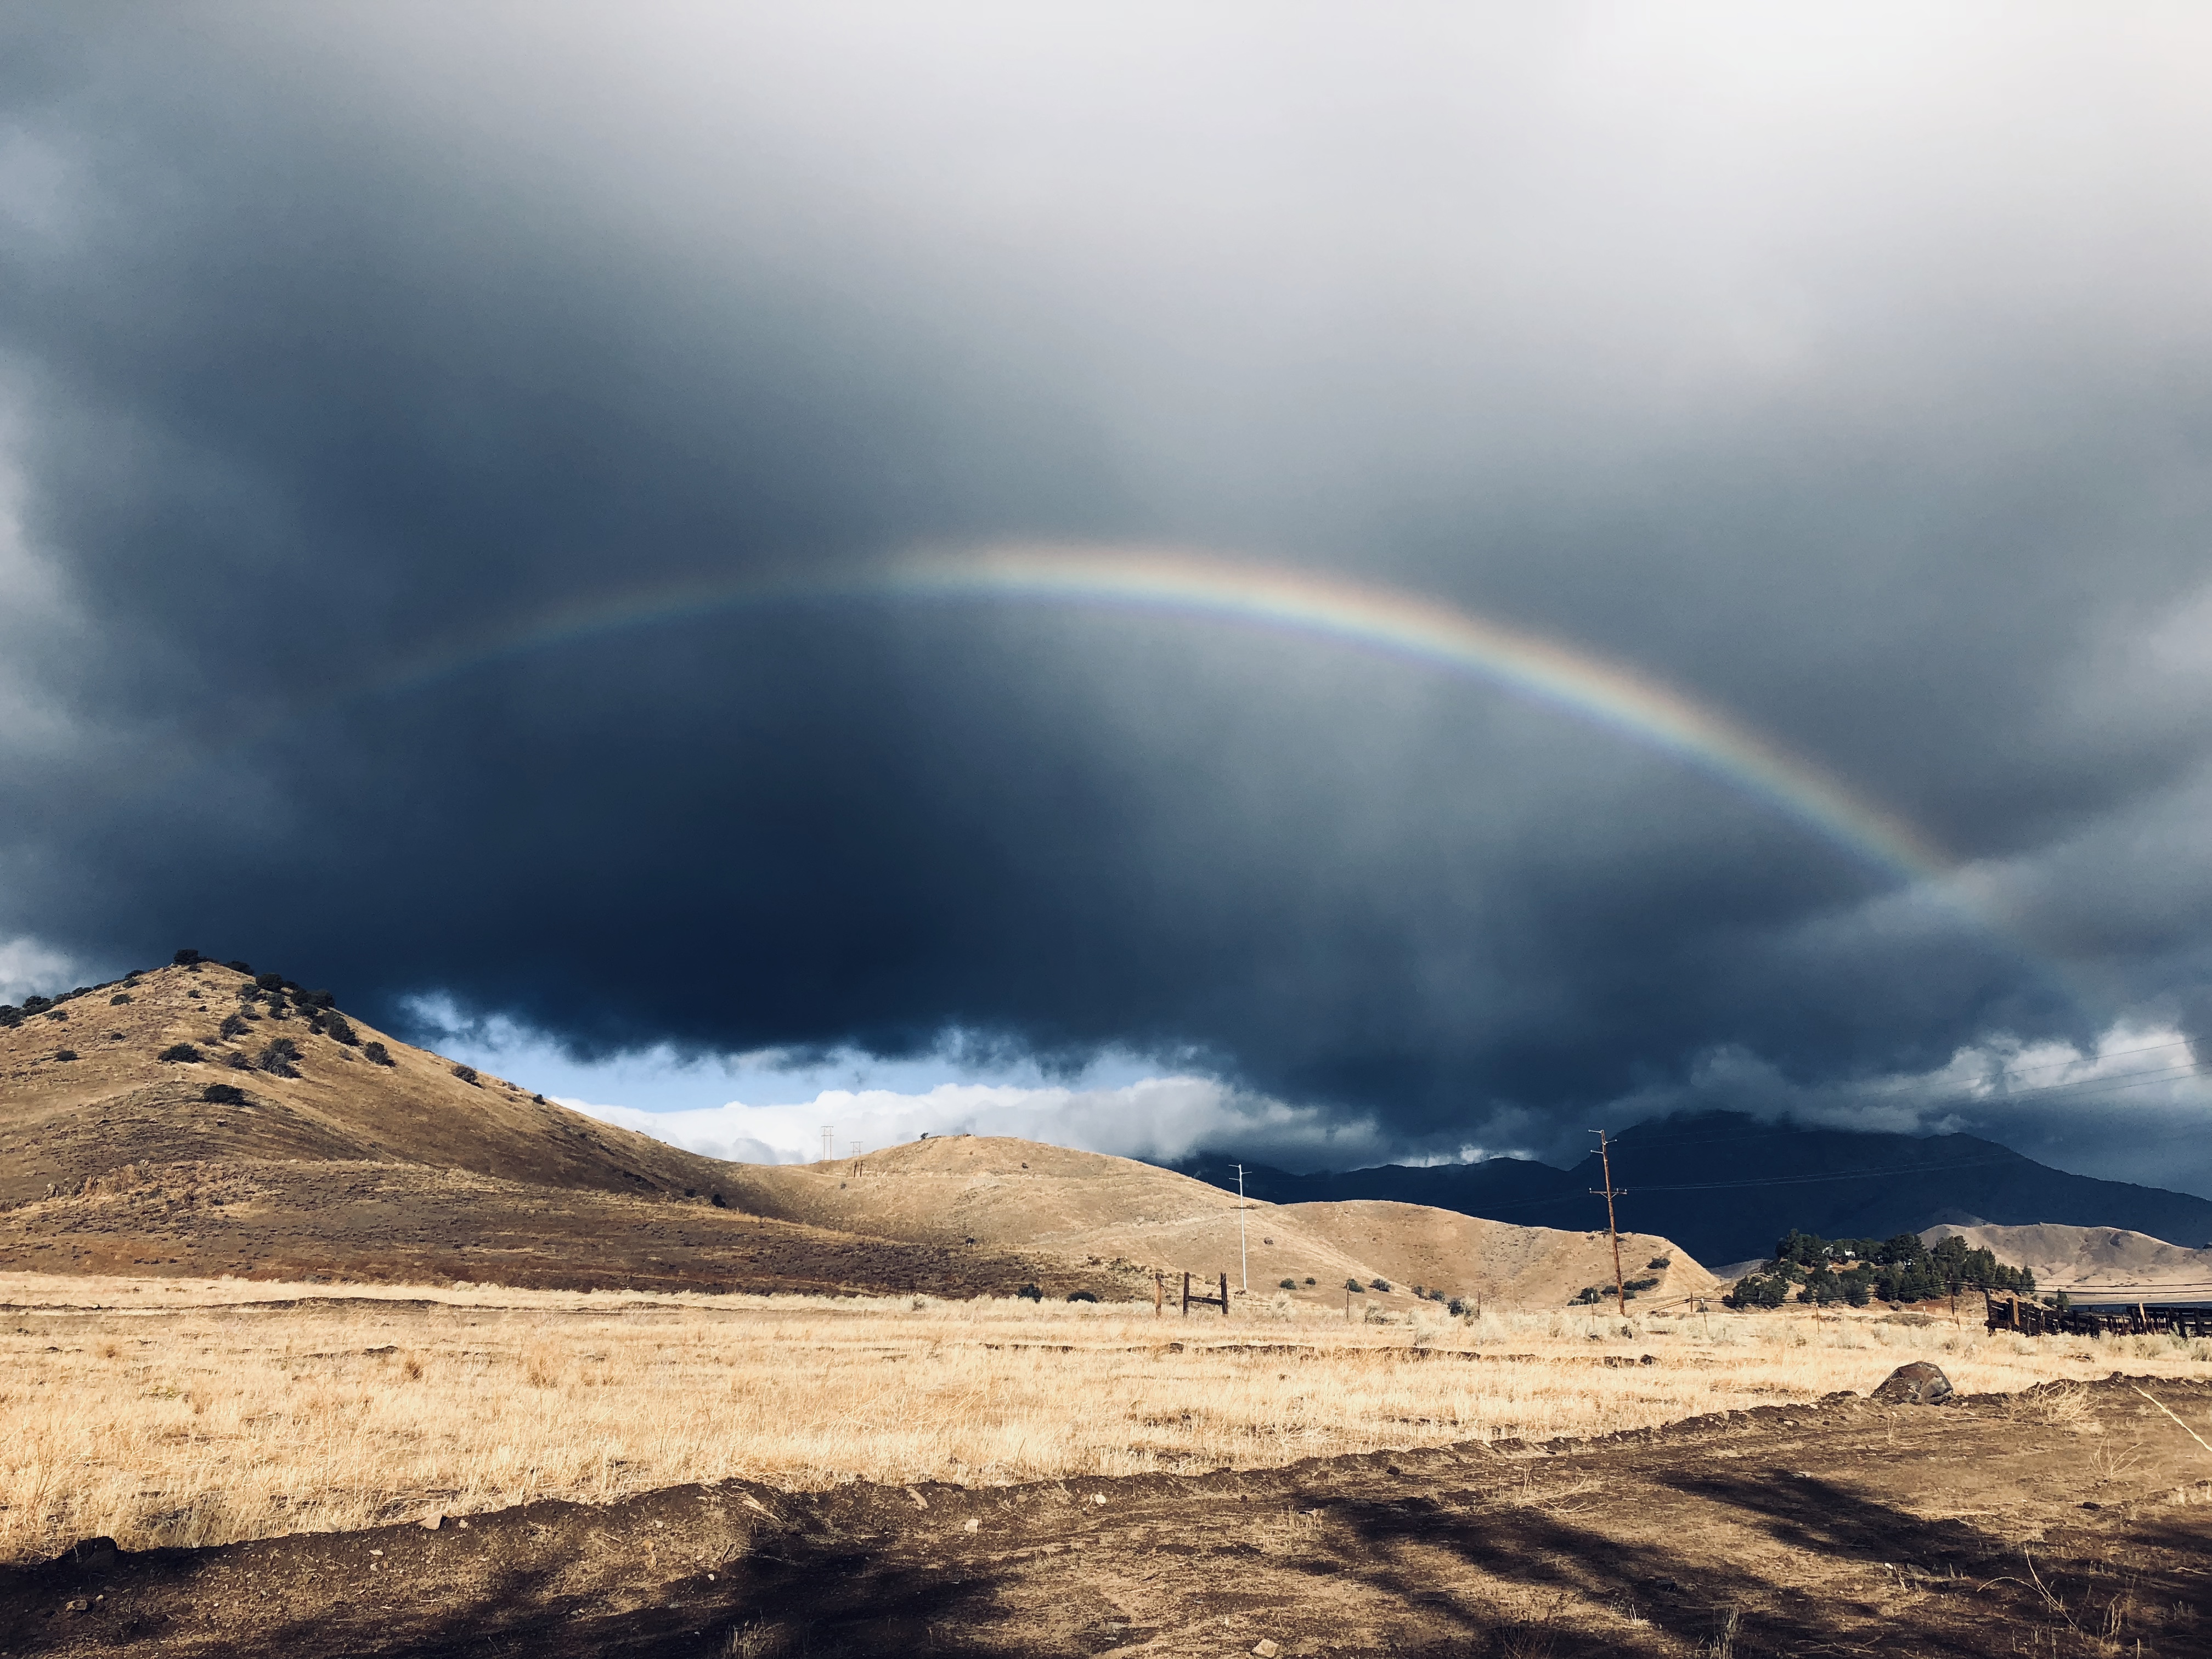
[565,1074,1398,1171]
[0,934,79,1004]
[400,991,1411,1170]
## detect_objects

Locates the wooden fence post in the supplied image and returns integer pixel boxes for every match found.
[1182,1271,1191,1317]
[1218,1271,1229,1317]
[1154,1270,1163,1318]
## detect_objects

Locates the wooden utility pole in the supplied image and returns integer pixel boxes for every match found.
[1590,1130,1628,1316]
[1154,1270,1164,1318]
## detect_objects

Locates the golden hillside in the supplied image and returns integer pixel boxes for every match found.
[1,964,1717,1308]
[719,1135,1719,1311]
[0,960,738,1203]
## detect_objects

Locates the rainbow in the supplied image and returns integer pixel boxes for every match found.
[375,543,1951,885]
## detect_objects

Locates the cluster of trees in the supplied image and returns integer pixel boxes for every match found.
[1724,1229,2035,1309]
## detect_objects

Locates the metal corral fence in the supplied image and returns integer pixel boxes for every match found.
[1986,1293,2212,1340]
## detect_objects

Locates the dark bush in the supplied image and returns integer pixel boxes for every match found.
[1447,1297,1471,1317]
[173,949,202,966]
[710,1192,727,1208]
[224,961,251,974]
[1645,1257,1671,1271]
[157,1043,203,1063]
[452,1064,479,1085]
[1015,1283,1043,1302]
[0,1007,19,1029]
[306,989,336,1009]
[1279,1278,1297,1290]
[52,1049,78,1062]
[202,1083,246,1105]
[1368,1278,1391,1293]
[363,1041,394,1067]
[1722,1272,1792,1310]
[23,995,51,1013]
[256,1037,301,1077]
[255,973,284,991]
[1623,1275,1660,1294]
[226,1052,254,1071]
[324,1013,357,1046]
[44,1008,67,1021]
[1345,1278,1364,1293]
[1065,1290,1098,1303]
[1304,1277,1316,1285]
[218,1013,249,1040]
[109,992,132,1006]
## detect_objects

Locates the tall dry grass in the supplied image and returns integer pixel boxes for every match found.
[2,1272,2204,1562]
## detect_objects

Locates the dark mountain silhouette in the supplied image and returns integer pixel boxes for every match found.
[1175,1112,2212,1269]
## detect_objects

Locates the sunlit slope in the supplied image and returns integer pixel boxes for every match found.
[1278,1200,1721,1310]
[709,1135,1375,1291]
[715,1135,1716,1308]
[1923,1222,2212,1302]
[0,962,738,1204]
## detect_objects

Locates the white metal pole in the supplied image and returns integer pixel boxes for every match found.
[1235,1163,1248,1293]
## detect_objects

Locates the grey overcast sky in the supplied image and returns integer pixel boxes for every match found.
[5,4,2212,1186]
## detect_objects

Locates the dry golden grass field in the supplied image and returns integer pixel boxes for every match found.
[6,1270,2208,1567]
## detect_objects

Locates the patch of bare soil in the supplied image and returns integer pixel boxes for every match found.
[8,1375,2207,1657]
[0,1160,1140,1299]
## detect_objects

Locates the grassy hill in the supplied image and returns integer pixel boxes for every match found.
[1,960,1717,1306]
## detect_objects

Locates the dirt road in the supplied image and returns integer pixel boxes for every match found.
[6,1375,2207,1657]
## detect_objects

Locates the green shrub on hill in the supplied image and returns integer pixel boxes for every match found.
[256,1037,302,1077]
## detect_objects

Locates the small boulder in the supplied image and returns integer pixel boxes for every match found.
[1871,1361,1953,1404]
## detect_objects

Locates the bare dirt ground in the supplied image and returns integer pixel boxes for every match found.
[5,1373,2208,1658]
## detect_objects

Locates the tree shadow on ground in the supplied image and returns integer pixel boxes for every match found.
[1317,1469,2085,1658]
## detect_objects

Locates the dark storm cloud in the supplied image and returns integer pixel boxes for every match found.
[6,5,2212,1181]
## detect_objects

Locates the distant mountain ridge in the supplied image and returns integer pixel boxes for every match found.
[1173,1111,2212,1267]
